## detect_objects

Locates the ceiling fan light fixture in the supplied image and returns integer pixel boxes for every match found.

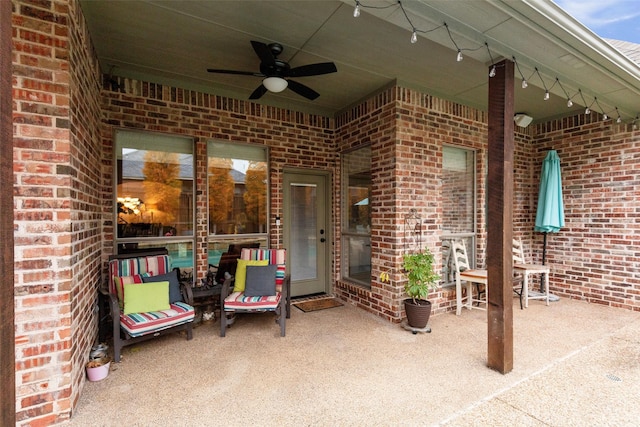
[263,76,288,93]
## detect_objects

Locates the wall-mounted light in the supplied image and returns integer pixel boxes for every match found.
[514,113,533,128]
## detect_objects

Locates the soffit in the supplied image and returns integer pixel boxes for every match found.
[79,0,640,123]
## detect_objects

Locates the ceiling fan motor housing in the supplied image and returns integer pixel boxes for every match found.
[267,43,283,56]
[260,60,290,77]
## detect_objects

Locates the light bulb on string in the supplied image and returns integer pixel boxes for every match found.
[521,79,528,89]
[585,107,591,115]
[353,1,360,17]
[544,90,550,101]
[594,98,608,121]
[567,99,573,107]
[411,30,417,44]
[456,50,463,62]
[617,116,622,124]
[489,65,496,78]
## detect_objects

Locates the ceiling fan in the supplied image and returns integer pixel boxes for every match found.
[207,40,337,100]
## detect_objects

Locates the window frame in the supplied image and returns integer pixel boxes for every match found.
[113,128,196,273]
[340,145,372,287]
[441,144,477,287]
[206,140,270,267]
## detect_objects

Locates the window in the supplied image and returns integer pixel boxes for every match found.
[114,129,195,270]
[207,141,268,267]
[341,146,371,286]
[441,145,476,285]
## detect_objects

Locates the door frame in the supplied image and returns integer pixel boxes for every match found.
[282,168,332,296]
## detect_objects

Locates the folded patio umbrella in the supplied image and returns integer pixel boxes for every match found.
[534,150,564,266]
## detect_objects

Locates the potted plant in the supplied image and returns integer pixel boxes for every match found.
[86,356,111,382]
[401,248,440,329]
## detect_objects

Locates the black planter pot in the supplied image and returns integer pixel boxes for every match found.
[404,298,432,329]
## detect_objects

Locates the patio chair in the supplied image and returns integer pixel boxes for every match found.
[512,239,550,308]
[450,240,488,315]
[219,248,291,337]
[105,250,195,362]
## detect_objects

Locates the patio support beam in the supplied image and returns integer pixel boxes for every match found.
[486,59,514,374]
[0,0,15,424]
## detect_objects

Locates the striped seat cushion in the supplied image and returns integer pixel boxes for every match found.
[120,301,195,337]
[223,291,281,312]
[240,248,286,292]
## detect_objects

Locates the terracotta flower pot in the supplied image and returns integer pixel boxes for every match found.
[404,298,432,329]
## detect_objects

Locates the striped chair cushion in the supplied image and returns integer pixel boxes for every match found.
[120,301,195,337]
[240,248,286,293]
[109,255,171,295]
[223,291,281,311]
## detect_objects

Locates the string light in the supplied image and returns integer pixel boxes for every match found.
[556,78,574,107]
[594,98,609,120]
[485,43,496,78]
[533,68,551,101]
[514,58,529,88]
[351,0,634,125]
[578,90,592,115]
[442,22,464,61]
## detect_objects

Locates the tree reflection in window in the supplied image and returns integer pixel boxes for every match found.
[207,143,268,235]
[142,151,181,226]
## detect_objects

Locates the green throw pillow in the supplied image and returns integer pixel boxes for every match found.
[233,259,269,293]
[123,281,170,315]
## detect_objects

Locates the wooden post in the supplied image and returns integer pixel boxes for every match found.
[1,0,16,424]
[486,59,514,374]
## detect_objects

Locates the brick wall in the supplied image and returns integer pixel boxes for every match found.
[9,1,640,424]
[532,115,640,310]
[67,0,103,417]
[100,77,336,283]
[334,87,490,320]
[12,0,103,424]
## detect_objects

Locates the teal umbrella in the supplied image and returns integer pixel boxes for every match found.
[535,150,564,265]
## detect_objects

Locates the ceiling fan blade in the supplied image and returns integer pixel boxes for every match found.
[249,84,268,100]
[287,62,337,77]
[207,68,263,76]
[287,79,320,100]
[250,40,275,66]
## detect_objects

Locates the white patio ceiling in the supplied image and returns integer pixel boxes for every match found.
[80,0,640,124]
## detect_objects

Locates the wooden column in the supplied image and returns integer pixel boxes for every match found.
[486,59,514,374]
[1,0,16,424]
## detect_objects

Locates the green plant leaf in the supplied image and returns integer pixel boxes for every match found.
[403,249,440,303]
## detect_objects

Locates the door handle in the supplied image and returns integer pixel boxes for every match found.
[320,238,326,243]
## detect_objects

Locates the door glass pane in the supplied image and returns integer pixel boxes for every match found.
[290,183,317,281]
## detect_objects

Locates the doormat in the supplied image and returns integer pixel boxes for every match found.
[294,298,343,313]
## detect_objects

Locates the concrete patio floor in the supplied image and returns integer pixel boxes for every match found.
[67,296,640,426]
